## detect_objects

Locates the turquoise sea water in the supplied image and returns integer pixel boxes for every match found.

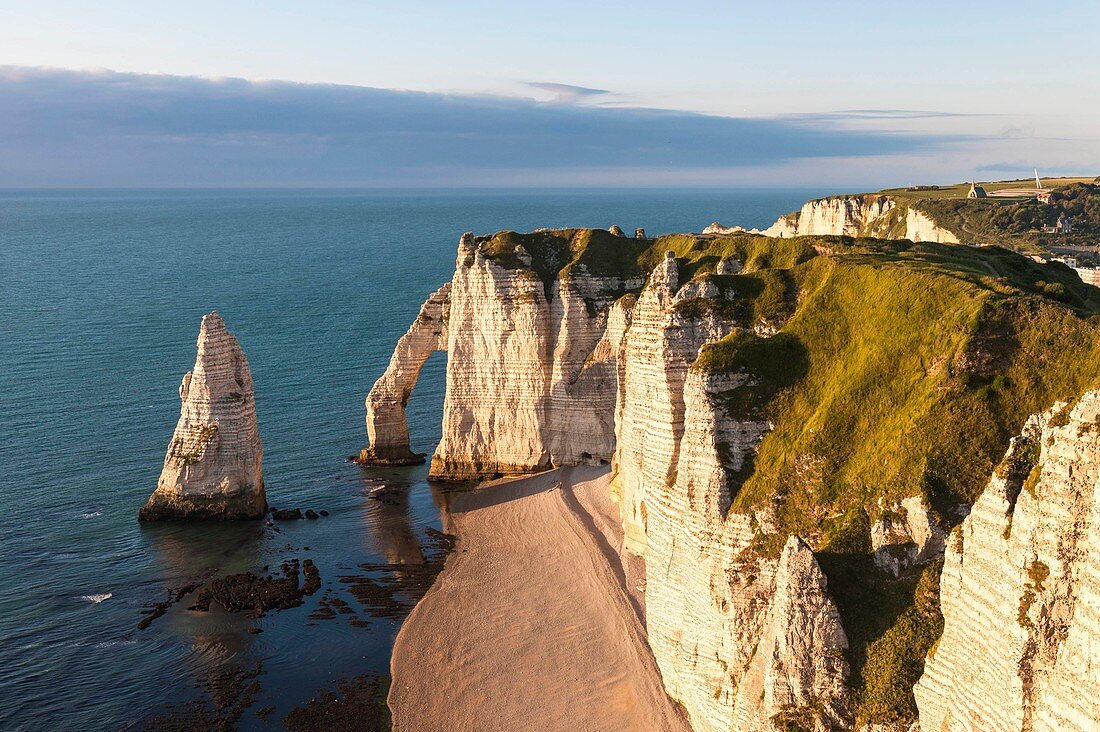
[0,188,822,730]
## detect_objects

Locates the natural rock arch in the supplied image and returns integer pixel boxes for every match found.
[358,283,451,465]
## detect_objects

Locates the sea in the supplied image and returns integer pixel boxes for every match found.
[0,188,823,730]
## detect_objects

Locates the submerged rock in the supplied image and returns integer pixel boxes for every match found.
[139,312,266,520]
[188,559,320,618]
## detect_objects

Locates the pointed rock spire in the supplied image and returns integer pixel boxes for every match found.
[139,311,266,520]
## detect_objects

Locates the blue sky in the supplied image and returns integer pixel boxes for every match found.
[0,0,1097,187]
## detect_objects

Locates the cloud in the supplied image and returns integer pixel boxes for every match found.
[0,66,963,187]
[829,109,979,120]
[524,82,610,104]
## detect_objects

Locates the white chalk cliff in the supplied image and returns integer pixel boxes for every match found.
[612,263,849,732]
[724,193,962,245]
[140,312,265,520]
[369,239,851,730]
[914,394,1100,731]
[762,195,895,238]
[903,208,960,244]
[362,282,451,464]
[365,227,1100,731]
[364,231,641,480]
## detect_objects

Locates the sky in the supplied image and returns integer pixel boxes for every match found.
[0,0,1097,188]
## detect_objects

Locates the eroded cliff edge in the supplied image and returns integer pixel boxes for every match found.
[915,395,1100,731]
[366,227,1100,730]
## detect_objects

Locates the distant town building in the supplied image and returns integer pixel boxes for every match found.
[1044,215,1075,234]
[1056,255,1078,268]
[968,182,987,199]
[1037,191,1054,204]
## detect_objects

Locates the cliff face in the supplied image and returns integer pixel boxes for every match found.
[140,312,265,520]
[914,394,1100,731]
[367,226,1100,731]
[753,194,964,246]
[762,195,895,238]
[615,268,849,732]
[904,208,959,244]
[365,231,642,481]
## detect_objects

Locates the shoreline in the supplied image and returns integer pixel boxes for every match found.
[388,466,689,732]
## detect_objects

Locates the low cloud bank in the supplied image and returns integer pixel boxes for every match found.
[0,67,958,187]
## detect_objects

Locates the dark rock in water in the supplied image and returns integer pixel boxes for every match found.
[137,581,203,630]
[144,661,263,730]
[352,447,426,466]
[319,510,330,517]
[188,559,321,618]
[302,559,321,595]
[304,509,320,520]
[247,627,263,634]
[272,508,303,520]
[284,675,391,732]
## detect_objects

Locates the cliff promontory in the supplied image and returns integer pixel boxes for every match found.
[369,225,1100,730]
[140,312,265,520]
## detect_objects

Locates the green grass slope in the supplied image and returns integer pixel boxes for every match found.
[480,227,1100,725]
[694,237,1100,725]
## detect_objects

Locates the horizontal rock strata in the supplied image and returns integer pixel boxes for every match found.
[762,195,895,238]
[364,231,642,481]
[361,282,451,465]
[914,394,1100,731]
[904,207,960,244]
[614,265,849,731]
[140,312,265,520]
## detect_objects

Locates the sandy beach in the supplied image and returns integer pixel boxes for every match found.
[388,466,689,732]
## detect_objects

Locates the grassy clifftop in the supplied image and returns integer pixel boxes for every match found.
[478,227,1100,725]
[697,238,1100,522]
[476,227,817,284]
[693,238,1100,726]
[481,227,1100,525]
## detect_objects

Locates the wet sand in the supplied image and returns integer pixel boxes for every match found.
[388,466,689,732]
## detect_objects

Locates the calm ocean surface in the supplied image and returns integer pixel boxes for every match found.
[0,188,822,730]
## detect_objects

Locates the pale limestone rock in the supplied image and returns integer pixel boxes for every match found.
[716,257,743,275]
[636,227,647,239]
[364,231,640,481]
[613,252,738,554]
[905,207,960,244]
[703,222,749,235]
[761,195,895,238]
[870,495,947,576]
[609,224,626,237]
[613,263,849,731]
[361,283,450,464]
[732,537,849,731]
[370,230,854,731]
[914,394,1100,731]
[140,312,265,520]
